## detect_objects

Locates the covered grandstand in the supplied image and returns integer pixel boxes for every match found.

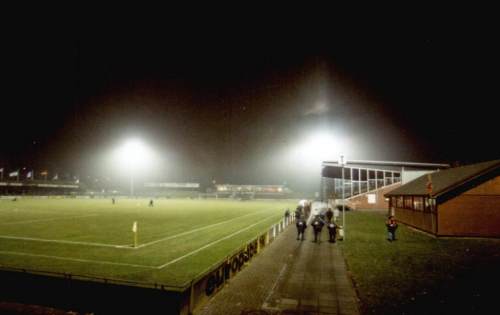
[0,180,81,196]
[321,160,450,210]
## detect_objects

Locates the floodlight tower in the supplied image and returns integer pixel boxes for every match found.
[116,139,153,197]
[340,154,346,240]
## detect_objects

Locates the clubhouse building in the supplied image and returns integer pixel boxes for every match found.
[385,159,500,238]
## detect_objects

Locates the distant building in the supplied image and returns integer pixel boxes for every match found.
[0,180,81,195]
[385,159,500,237]
[215,184,289,199]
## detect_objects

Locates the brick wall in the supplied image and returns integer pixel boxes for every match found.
[347,183,401,210]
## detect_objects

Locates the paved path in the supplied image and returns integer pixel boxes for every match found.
[196,223,360,315]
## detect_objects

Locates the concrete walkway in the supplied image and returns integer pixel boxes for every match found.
[196,223,360,315]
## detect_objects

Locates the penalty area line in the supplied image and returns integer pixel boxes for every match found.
[0,235,132,249]
[135,209,270,249]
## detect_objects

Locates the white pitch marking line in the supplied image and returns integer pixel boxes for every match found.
[0,250,155,269]
[0,235,131,249]
[0,214,283,270]
[0,214,101,225]
[155,215,278,269]
[0,210,272,250]
[135,209,270,249]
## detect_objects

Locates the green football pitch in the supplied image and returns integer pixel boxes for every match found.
[0,198,297,288]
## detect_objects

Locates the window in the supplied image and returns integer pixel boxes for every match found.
[396,196,403,208]
[425,198,436,213]
[361,169,367,181]
[353,168,359,181]
[404,196,413,209]
[393,172,401,183]
[413,196,424,211]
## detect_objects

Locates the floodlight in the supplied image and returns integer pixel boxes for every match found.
[113,138,156,196]
[115,139,153,171]
[293,131,348,167]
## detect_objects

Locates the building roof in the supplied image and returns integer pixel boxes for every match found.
[322,160,450,168]
[385,159,500,198]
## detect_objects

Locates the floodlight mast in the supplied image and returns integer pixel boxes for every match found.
[340,154,346,241]
[116,139,153,198]
[130,175,134,197]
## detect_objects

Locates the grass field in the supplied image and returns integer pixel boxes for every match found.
[338,211,500,315]
[0,198,296,288]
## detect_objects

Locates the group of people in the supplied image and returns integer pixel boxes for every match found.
[294,206,339,243]
[291,202,399,243]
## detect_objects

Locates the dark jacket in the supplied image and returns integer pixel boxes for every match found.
[327,222,337,231]
[326,209,333,221]
[386,219,398,232]
[311,218,324,232]
[296,219,307,231]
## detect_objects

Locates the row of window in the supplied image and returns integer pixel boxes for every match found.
[323,167,401,181]
[391,196,436,212]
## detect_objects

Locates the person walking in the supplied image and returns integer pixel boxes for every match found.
[296,215,307,241]
[294,206,302,221]
[304,201,311,219]
[311,215,325,243]
[325,207,333,222]
[284,208,290,224]
[386,215,398,241]
[327,219,337,243]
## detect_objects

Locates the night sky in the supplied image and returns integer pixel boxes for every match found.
[2,19,498,191]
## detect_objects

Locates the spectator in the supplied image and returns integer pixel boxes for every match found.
[304,201,311,219]
[327,220,337,243]
[325,207,333,222]
[294,206,302,220]
[284,208,291,224]
[311,215,325,243]
[386,215,398,241]
[296,215,307,241]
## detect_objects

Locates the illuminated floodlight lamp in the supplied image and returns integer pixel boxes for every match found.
[114,138,155,196]
[293,131,348,167]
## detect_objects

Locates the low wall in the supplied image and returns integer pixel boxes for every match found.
[184,216,294,314]
[0,268,186,314]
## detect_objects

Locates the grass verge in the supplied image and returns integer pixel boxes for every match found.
[338,211,500,315]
